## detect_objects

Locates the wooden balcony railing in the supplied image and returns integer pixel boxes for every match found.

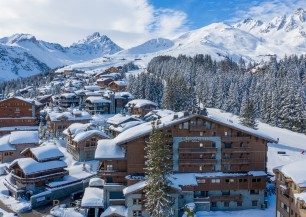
[222,147,251,153]
[179,148,218,153]
[11,171,69,184]
[98,170,127,177]
[194,195,242,202]
[221,136,250,142]
[222,158,250,165]
[179,159,217,165]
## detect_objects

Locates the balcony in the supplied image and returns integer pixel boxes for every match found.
[194,195,242,203]
[98,170,127,177]
[11,171,69,184]
[179,148,218,154]
[221,136,250,142]
[222,147,251,153]
[179,159,217,165]
[222,158,250,165]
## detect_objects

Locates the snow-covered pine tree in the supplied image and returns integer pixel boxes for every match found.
[239,99,258,129]
[144,121,173,217]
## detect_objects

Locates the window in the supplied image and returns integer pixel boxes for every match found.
[224,164,231,171]
[222,190,230,195]
[16,108,20,111]
[199,154,203,159]
[225,131,228,136]
[211,179,220,184]
[198,119,204,126]
[281,202,289,212]
[212,143,216,148]
[197,179,206,184]
[224,201,229,207]
[200,143,203,148]
[199,166,203,171]
[183,122,189,129]
[239,178,248,183]
[200,132,204,136]
[211,202,217,207]
[133,199,142,205]
[252,178,261,182]
[179,124,182,130]
[106,165,113,171]
[225,179,234,184]
[224,143,232,148]
[190,120,196,126]
[237,201,242,207]
[252,200,258,207]
[206,121,211,129]
[133,211,142,216]
[211,154,216,159]
[250,190,259,194]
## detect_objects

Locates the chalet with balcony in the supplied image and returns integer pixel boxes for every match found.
[95,111,276,213]
[0,131,39,163]
[126,99,158,117]
[106,114,143,137]
[85,97,111,115]
[0,97,42,128]
[103,92,133,114]
[65,126,110,161]
[46,110,92,136]
[108,81,128,92]
[96,78,114,89]
[59,93,80,108]
[273,160,306,217]
[4,146,67,199]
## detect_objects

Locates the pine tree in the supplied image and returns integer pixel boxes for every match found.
[144,121,173,217]
[239,99,258,129]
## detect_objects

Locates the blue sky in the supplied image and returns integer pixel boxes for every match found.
[150,0,306,29]
[0,0,305,48]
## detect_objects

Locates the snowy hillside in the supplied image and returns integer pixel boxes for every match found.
[0,32,122,80]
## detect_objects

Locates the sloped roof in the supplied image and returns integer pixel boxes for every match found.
[72,130,110,143]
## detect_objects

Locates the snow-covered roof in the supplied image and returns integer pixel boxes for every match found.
[123,181,146,195]
[60,92,78,98]
[9,131,39,145]
[107,114,139,126]
[73,130,110,143]
[295,191,306,203]
[115,92,133,99]
[0,126,38,132]
[126,99,158,108]
[85,92,102,96]
[85,96,111,104]
[89,178,105,187]
[26,145,64,161]
[10,158,67,175]
[84,85,101,91]
[63,123,96,136]
[100,206,127,217]
[112,81,128,86]
[206,114,277,143]
[275,159,306,187]
[109,120,144,133]
[144,109,175,121]
[81,187,104,208]
[48,111,92,122]
[95,139,125,160]
[14,96,42,106]
[0,135,15,151]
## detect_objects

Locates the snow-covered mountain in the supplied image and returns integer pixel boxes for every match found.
[2,8,306,80]
[0,32,122,81]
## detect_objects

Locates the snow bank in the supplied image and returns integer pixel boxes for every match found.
[81,187,104,208]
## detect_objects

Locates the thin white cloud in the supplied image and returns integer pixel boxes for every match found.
[0,0,188,48]
[231,0,306,23]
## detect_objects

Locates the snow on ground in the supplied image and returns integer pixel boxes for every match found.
[50,205,86,217]
[197,195,275,217]
[207,108,306,173]
[0,176,31,213]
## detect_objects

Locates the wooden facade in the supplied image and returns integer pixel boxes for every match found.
[274,168,306,217]
[96,113,275,212]
[0,97,41,128]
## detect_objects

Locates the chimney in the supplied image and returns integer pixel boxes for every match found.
[184,111,189,117]
[173,114,178,120]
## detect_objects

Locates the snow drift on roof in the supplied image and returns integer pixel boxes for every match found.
[0,135,15,151]
[100,205,127,217]
[29,145,64,161]
[9,131,39,145]
[81,187,104,208]
[10,158,67,175]
[276,159,306,187]
[95,139,125,159]
[72,130,110,143]
[126,99,157,108]
[85,96,111,104]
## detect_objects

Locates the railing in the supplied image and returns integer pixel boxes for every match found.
[222,158,250,165]
[179,159,217,165]
[222,147,251,153]
[221,136,250,142]
[98,170,127,176]
[194,195,242,202]
[179,148,218,153]
[109,199,125,206]
[11,171,69,184]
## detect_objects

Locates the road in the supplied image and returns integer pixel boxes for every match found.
[0,196,72,217]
